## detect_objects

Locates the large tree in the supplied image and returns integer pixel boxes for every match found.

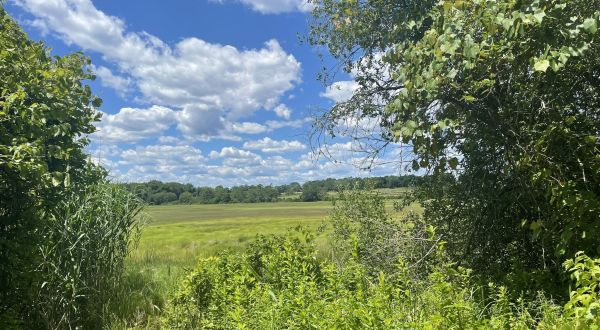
[0,7,103,323]
[310,0,600,291]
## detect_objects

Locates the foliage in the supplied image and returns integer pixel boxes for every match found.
[164,189,600,329]
[0,7,104,326]
[163,228,589,329]
[37,183,144,329]
[300,182,326,201]
[329,188,436,277]
[149,191,178,205]
[310,0,600,290]
[179,191,194,204]
[563,252,600,326]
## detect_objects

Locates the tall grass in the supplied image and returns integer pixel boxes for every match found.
[36,183,144,329]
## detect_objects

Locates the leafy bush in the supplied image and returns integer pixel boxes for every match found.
[329,188,437,277]
[164,189,600,329]
[36,183,145,329]
[0,6,104,326]
[164,228,583,329]
[563,252,600,326]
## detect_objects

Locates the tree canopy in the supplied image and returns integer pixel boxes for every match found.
[310,0,600,291]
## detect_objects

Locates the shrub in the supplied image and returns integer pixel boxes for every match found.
[164,188,600,329]
[0,6,103,326]
[163,228,574,329]
[309,0,600,295]
[329,188,437,277]
[563,252,600,326]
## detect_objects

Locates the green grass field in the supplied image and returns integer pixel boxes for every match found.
[136,201,332,264]
[117,197,421,328]
[119,201,333,328]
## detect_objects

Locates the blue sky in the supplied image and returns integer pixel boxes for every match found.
[6,0,404,186]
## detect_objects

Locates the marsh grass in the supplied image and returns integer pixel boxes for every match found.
[36,183,144,329]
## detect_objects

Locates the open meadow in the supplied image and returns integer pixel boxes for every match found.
[116,198,422,327]
[120,201,333,326]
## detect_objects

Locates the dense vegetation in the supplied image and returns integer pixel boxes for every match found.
[164,0,600,327]
[2,0,600,328]
[164,190,600,328]
[122,175,422,204]
[310,0,600,295]
[0,8,143,329]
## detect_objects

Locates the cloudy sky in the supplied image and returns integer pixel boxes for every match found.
[6,0,404,186]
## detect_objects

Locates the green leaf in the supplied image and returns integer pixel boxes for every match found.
[463,36,480,59]
[583,18,597,34]
[463,95,476,103]
[64,172,71,187]
[530,220,542,231]
[51,173,64,187]
[448,158,459,169]
[534,59,550,72]
[533,10,546,23]
[404,120,417,130]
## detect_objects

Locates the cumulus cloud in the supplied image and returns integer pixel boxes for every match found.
[265,117,311,130]
[229,122,269,135]
[209,146,260,160]
[91,106,308,143]
[176,105,226,139]
[89,140,405,186]
[212,0,312,14]
[243,137,306,153]
[273,104,292,119]
[17,0,302,138]
[209,147,263,167]
[119,145,207,178]
[320,80,360,103]
[93,106,177,143]
[92,65,132,96]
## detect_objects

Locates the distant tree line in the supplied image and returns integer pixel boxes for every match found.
[121,175,423,205]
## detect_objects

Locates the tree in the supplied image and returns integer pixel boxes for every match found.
[149,192,178,205]
[0,7,104,324]
[301,182,325,202]
[179,191,194,204]
[310,0,600,291]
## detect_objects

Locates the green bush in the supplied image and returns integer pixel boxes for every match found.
[36,183,145,329]
[164,190,600,329]
[164,228,583,329]
[329,188,437,277]
[0,6,104,326]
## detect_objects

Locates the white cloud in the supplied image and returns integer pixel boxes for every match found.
[92,65,132,96]
[92,139,405,186]
[157,135,185,145]
[273,104,292,119]
[91,106,307,144]
[119,145,207,178]
[265,117,311,130]
[229,122,269,135]
[209,146,259,159]
[212,0,312,14]
[176,105,226,139]
[209,147,263,167]
[93,106,177,143]
[320,80,359,103]
[17,0,302,138]
[243,137,306,153]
